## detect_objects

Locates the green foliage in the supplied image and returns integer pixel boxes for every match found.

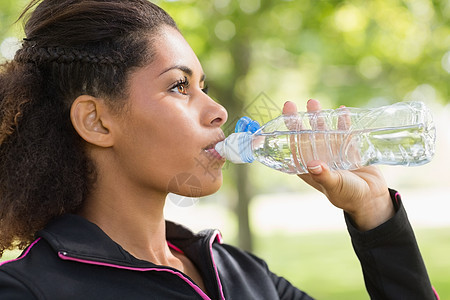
[157,0,449,109]
[253,227,450,300]
[0,1,28,37]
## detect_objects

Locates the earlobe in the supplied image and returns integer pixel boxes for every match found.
[70,95,114,147]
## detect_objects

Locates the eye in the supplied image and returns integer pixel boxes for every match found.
[170,76,189,95]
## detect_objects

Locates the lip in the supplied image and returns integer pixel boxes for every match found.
[204,147,224,160]
[202,132,225,150]
[202,133,226,159]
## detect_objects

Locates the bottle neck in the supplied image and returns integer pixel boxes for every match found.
[238,132,255,163]
[215,132,255,164]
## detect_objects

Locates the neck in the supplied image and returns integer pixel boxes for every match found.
[80,149,207,293]
[79,170,172,265]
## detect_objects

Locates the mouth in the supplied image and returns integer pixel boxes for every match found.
[203,134,226,159]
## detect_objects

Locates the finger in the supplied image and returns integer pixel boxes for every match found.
[305,99,328,164]
[297,172,324,192]
[282,101,300,131]
[282,101,297,115]
[307,99,326,131]
[337,105,361,166]
[306,160,341,193]
[337,105,351,130]
[306,99,321,112]
[282,101,307,172]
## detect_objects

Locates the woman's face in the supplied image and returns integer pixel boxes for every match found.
[111,26,228,198]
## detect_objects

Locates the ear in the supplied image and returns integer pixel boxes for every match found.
[70,95,114,147]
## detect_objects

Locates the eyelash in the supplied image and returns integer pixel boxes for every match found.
[170,76,189,95]
[169,76,209,95]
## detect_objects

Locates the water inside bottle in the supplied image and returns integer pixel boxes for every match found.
[252,124,435,175]
[358,124,435,167]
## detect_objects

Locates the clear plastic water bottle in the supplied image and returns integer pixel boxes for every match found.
[214,101,436,174]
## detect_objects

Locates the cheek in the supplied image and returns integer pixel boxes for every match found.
[128,120,200,176]
[115,106,224,194]
[126,106,196,152]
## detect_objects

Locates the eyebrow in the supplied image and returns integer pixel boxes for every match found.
[159,65,206,82]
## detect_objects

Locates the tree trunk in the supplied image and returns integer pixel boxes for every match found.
[216,36,254,252]
[235,164,252,252]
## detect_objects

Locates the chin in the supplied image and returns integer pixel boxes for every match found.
[201,177,223,196]
[166,171,223,198]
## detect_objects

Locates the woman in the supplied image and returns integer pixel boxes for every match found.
[0,0,438,299]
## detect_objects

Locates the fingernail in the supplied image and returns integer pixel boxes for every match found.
[308,164,322,175]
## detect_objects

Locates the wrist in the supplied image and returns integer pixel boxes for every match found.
[347,191,395,231]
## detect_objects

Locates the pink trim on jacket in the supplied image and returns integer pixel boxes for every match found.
[0,238,42,267]
[432,286,440,299]
[209,230,225,300]
[55,231,226,300]
[167,241,184,254]
[58,252,211,299]
[394,192,401,207]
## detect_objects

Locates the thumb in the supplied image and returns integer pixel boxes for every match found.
[306,160,341,191]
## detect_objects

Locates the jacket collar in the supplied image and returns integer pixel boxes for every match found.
[37,214,221,266]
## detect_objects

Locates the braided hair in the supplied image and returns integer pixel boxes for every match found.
[15,45,125,66]
[0,0,178,256]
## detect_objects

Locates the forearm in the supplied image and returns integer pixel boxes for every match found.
[345,189,437,300]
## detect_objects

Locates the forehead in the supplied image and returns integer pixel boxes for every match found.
[149,26,202,74]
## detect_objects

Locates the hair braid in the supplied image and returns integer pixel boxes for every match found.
[15,43,125,66]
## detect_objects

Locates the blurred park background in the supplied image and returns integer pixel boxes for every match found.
[1,0,449,299]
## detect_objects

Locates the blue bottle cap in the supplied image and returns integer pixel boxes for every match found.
[235,116,260,133]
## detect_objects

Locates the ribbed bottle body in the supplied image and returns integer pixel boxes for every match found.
[216,101,436,174]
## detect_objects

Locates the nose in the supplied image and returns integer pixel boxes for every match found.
[202,94,228,127]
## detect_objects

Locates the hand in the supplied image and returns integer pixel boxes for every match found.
[283,99,394,231]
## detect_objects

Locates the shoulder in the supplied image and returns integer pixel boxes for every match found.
[211,242,314,299]
[212,242,271,275]
[0,238,50,298]
[0,269,38,299]
[0,238,51,271]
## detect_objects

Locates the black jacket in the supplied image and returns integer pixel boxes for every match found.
[0,190,438,299]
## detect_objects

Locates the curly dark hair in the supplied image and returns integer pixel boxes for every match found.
[0,0,177,256]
